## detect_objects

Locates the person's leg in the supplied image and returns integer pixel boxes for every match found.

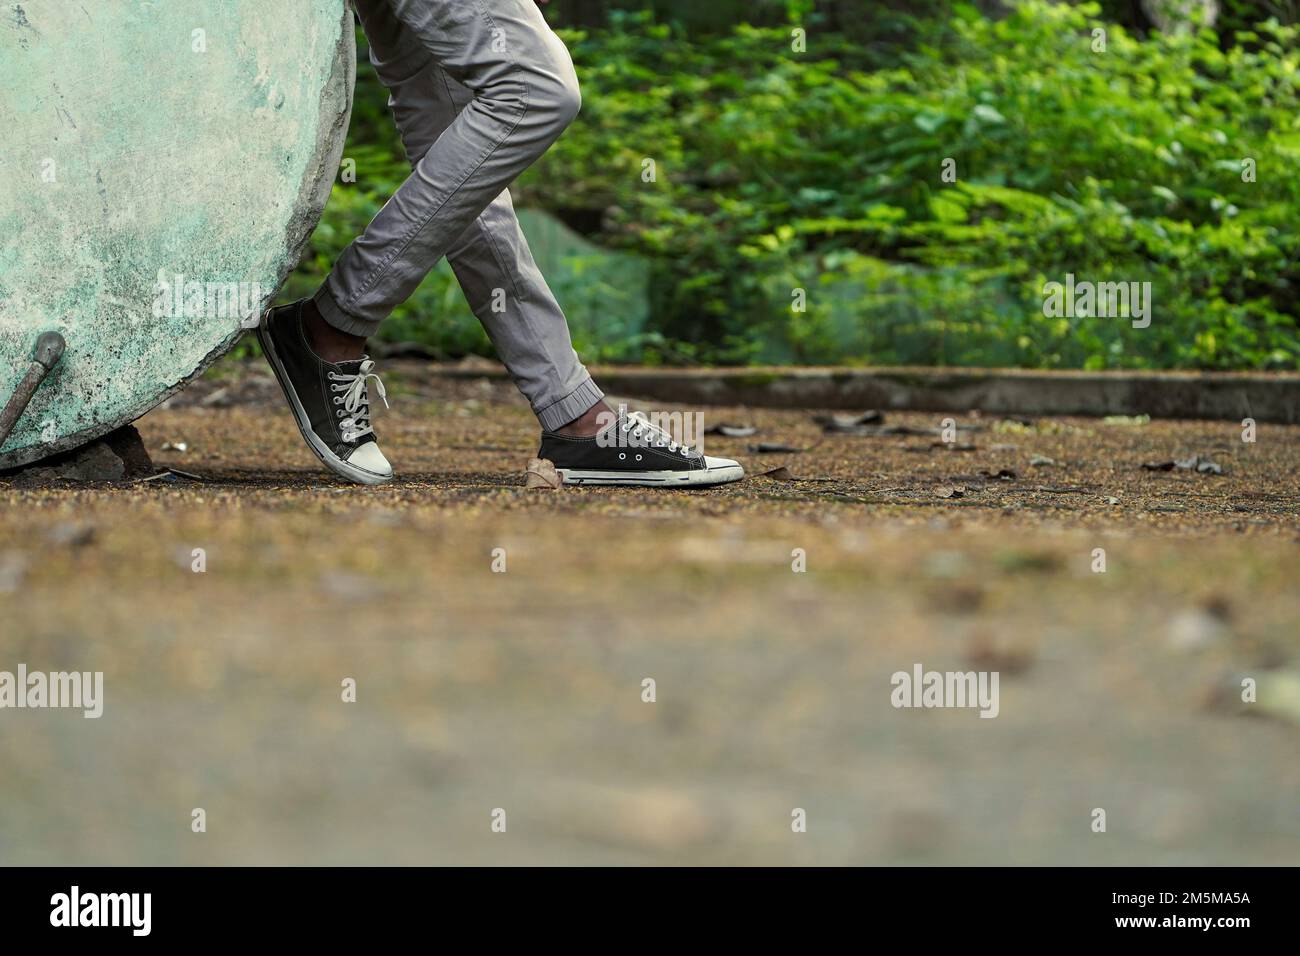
[267,0,739,486]
[361,27,605,432]
[317,0,583,340]
[448,191,607,432]
[262,0,603,485]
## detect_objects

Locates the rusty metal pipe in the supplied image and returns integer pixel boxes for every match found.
[0,331,66,448]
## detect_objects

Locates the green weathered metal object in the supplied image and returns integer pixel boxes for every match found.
[0,0,354,468]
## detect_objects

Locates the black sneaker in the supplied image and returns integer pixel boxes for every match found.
[540,409,744,487]
[258,300,393,485]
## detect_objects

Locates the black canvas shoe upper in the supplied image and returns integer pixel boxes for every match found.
[262,302,387,463]
[539,408,704,472]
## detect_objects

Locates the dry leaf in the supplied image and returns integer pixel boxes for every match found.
[704,423,757,437]
[525,457,563,490]
[1143,455,1225,475]
[814,410,882,432]
[758,466,833,482]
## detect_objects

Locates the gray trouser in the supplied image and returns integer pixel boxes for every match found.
[316,0,603,431]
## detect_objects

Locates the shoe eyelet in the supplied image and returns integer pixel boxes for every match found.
[635,454,642,461]
[618,453,626,460]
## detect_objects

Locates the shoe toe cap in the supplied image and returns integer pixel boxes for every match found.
[704,455,744,474]
[347,441,393,478]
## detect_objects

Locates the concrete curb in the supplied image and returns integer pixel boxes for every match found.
[434,365,1300,424]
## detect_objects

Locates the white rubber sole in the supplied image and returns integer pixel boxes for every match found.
[258,316,393,486]
[557,461,745,487]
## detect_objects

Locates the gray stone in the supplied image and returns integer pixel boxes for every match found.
[4,424,153,482]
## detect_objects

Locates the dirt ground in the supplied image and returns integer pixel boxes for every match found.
[1,358,1297,865]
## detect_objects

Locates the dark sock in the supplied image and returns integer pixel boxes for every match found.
[552,399,614,438]
[301,296,325,329]
[301,295,366,363]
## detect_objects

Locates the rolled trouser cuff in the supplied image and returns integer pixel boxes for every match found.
[536,376,605,432]
[314,283,379,339]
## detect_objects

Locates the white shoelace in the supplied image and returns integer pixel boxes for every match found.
[622,411,696,457]
[328,359,388,443]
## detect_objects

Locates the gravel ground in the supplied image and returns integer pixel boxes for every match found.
[0,359,1297,865]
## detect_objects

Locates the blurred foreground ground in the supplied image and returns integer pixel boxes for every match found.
[1,360,1297,865]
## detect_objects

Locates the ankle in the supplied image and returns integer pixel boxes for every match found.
[552,399,614,438]
[303,298,366,364]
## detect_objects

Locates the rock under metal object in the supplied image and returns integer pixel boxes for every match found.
[3,425,154,483]
[0,0,355,469]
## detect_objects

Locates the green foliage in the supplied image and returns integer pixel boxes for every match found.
[294,3,1300,370]
[516,1,1299,369]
